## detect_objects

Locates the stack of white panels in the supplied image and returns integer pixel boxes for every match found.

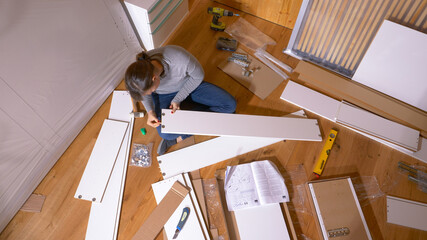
[336,102,420,151]
[74,119,129,203]
[75,91,134,240]
[281,81,426,163]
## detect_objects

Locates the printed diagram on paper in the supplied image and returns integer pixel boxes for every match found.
[225,164,261,210]
[225,160,289,211]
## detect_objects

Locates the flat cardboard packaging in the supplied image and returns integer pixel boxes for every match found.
[132,181,189,240]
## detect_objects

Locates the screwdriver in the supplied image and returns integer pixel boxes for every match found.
[172,207,190,239]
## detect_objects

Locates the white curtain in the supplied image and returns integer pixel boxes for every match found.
[0,0,141,231]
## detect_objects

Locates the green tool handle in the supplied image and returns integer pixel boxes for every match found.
[176,207,190,231]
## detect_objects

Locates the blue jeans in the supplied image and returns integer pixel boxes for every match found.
[153,82,236,140]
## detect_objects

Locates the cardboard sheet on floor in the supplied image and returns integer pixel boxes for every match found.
[218,49,284,100]
[20,194,45,213]
[132,181,190,240]
[152,174,210,240]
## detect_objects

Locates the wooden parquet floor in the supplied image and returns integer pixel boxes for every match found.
[1,0,426,239]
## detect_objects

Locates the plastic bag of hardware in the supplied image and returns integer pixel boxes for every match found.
[130,142,153,168]
[225,18,276,51]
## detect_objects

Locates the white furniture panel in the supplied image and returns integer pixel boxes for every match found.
[85,91,134,240]
[85,120,132,240]
[158,136,283,178]
[74,119,129,202]
[109,91,134,122]
[234,204,290,240]
[353,20,427,111]
[336,102,420,151]
[387,196,427,231]
[161,109,322,141]
[124,0,189,50]
[280,81,341,121]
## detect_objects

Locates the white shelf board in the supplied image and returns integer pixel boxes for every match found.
[74,119,128,203]
[85,118,133,240]
[280,80,341,122]
[387,195,427,231]
[336,102,420,151]
[158,136,283,178]
[161,109,322,141]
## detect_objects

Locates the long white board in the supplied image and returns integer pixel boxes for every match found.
[280,81,426,162]
[85,91,134,239]
[161,109,322,141]
[75,119,128,202]
[336,102,420,151]
[85,118,132,239]
[158,136,283,178]
[352,20,427,111]
[387,195,427,231]
[280,80,341,121]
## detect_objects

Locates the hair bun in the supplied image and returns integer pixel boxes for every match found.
[136,52,149,61]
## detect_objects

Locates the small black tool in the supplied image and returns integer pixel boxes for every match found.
[216,37,238,51]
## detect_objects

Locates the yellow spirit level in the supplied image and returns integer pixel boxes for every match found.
[313,129,338,177]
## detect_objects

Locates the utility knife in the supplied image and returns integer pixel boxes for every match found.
[172,207,190,239]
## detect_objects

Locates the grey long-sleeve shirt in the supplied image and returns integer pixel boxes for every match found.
[141,45,204,113]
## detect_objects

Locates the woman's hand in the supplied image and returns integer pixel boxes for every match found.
[147,110,161,128]
[170,102,180,113]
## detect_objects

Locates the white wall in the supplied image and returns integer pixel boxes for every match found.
[0,0,141,232]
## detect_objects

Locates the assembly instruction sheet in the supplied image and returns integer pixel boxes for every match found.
[224,160,289,211]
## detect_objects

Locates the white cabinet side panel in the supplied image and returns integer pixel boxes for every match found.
[161,109,322,141]
[280,81,341,121]
[387,196,427,231]
[234,204,290,240]
[74,119,128,202]
[158,136,283,178]
[353,20,427,111]
[336,102,420,151]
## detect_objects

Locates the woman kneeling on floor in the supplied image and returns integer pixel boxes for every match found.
[125,45,236,155]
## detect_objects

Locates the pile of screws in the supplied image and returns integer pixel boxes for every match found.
[227,53,260,77]
[130,143,153,167]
